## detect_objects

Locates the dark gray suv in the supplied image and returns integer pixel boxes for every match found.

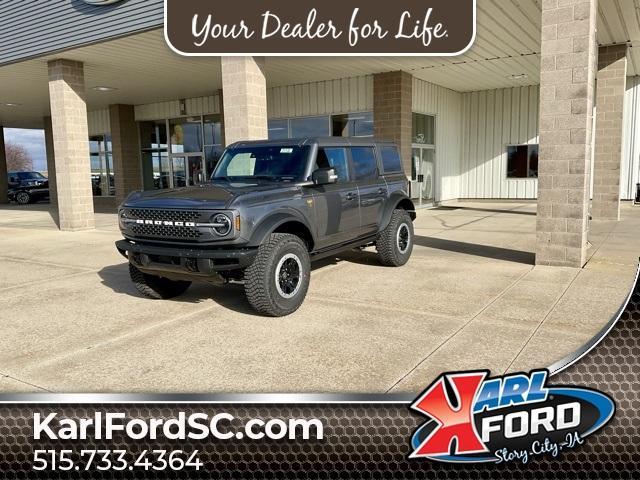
[116,137,416,316]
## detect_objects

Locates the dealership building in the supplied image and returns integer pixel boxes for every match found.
[0,0,639,269]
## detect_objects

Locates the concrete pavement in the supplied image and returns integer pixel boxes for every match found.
[0,201,637,393]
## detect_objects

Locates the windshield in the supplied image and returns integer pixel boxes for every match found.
[211,146,310,182]
[17,172,46,180]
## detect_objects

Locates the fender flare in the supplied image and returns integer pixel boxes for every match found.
[379,193,416,231]
[247,210,316,248]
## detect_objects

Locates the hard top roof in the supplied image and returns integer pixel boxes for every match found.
[227,137,397,149]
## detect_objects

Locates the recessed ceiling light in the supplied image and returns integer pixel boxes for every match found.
[508,73,528,80]
[93,86,117,92]
[2,103,21,107]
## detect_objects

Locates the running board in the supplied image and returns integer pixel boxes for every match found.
[311,235,378,261]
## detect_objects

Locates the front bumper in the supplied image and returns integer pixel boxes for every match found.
[115,239,258,277]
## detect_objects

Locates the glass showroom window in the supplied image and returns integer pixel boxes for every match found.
[332,112,374,137]
[140,120,170,190]
[290,116,331,137]
[507,144,539,179]
[268,119,289,139]
[204,114,224,179]
[89,135,114,196]
[268,112,374,140]
[412,113,435,145]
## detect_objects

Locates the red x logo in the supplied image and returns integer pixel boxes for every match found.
[410,372,488,458]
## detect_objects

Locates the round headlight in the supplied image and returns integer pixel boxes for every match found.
[212,213,232,236]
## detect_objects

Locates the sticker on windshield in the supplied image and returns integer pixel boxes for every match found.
[280,148,293,153]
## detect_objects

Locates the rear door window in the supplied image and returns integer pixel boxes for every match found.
[380,146,403,173]
[350,147,378,181]
[316,147,349,183]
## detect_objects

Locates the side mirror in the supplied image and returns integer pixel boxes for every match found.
[311,167,338,185]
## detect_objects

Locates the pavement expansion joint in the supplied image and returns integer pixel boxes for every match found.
[0,269,98,294]
[384,267,533,393]
[0,373,51,393]
[502,269,582,374]
[12,303,224,374]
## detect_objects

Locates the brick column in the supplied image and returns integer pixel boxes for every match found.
[536,0,598,268]
[109,104,142,205]
[43,116,57,207]
[220,57,267,145]
[592,44,627,221]
[0,126,7,204]
[48,59,94,231]
[373,71,413,175]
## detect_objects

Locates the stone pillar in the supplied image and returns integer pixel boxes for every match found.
[220,57,267,145]
[592,44,627,221]
[536,0,598,268]
[109,104,142,205]
[0,126,7,204]
[373,71,413,175]
[48,59,94,231]
[43,116,57,207]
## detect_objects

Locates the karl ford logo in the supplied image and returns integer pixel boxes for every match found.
[164,0,476,56]
[409,370,615,464]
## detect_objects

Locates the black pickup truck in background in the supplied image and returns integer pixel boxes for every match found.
[7,171,50,204]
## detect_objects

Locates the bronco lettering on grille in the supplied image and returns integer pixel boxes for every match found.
[135,219,196,227]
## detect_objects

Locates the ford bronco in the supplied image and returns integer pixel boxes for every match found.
[116,138,415,316]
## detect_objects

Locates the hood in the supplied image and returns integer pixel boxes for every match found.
[121,180,291,209]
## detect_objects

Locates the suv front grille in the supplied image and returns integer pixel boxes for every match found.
[130,223,202,240]
[124,208,204,241]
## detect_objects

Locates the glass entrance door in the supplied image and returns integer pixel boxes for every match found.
[169,117,206,187]
[171,157,187,188]
[188,156,204,185]
[411,146,435,206]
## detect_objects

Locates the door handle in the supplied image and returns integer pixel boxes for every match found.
[377,188,387,195]
[346,192,357,201]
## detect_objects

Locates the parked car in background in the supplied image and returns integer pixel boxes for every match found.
[7,171,50,204]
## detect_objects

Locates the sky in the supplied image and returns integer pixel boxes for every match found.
[4,128,47,171]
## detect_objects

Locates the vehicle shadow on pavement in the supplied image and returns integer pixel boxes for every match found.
[413,235,535,265]
[433,206,537,216]
[96,263,264,316]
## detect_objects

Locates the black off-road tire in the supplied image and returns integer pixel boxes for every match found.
[244,233,311,317]
[15,191,31,205]
[376,209,414,267]
[129,263,191,299]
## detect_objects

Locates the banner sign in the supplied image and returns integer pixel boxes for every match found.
[164,0,476,56]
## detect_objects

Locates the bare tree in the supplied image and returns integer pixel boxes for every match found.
[4,142,33,171]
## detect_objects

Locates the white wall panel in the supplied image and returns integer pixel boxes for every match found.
[412,78,464,201]
[622,76,640,200]
[267,76,373,119]
[87,109,110,136]
[460,86,540,199]
[134,94,221,122]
